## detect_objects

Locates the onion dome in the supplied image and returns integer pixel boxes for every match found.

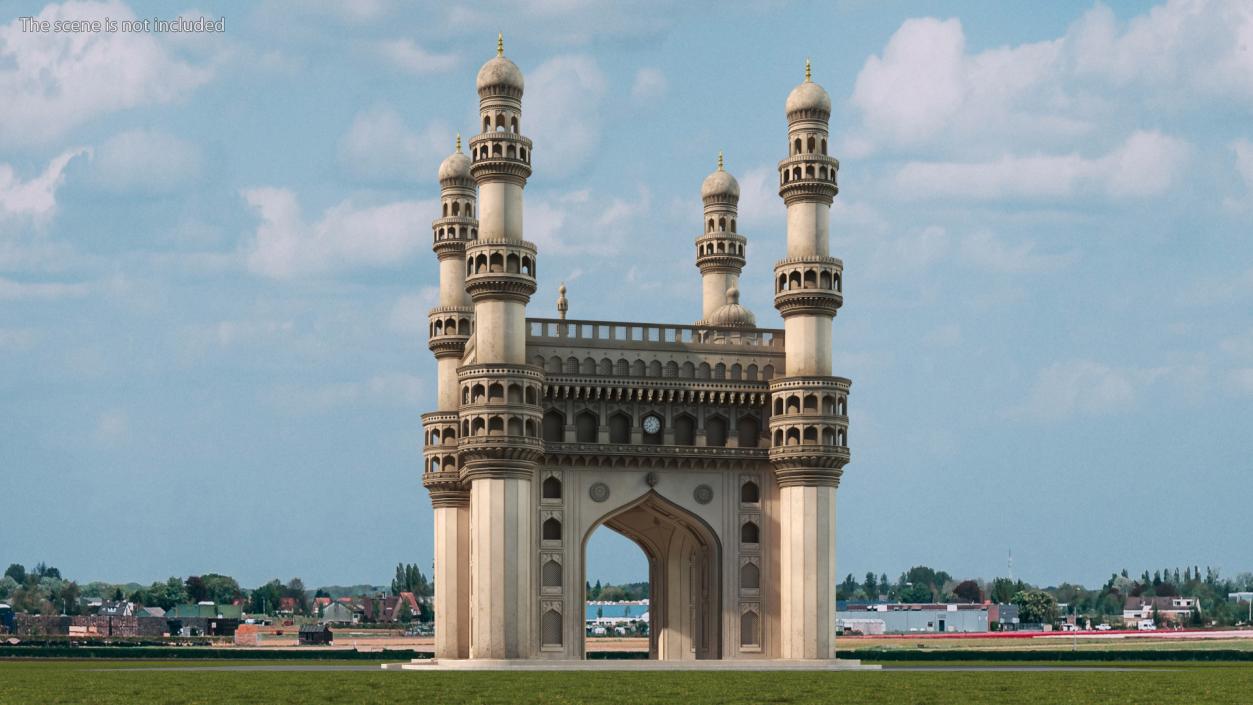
[785,60,831,117]
[701,152,740,200]
[707,287,756,328]
[476,33,524,96]
[438,134,472,181]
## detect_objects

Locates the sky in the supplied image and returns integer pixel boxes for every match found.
[1,0,1251,591]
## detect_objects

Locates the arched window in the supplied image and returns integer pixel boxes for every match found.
[615,358,629,376]
[609,412,631,444]
[803,426,817,444]
[718,217,726,231]
[581,357,596,375]
[730,363,742,380]
[542,475,562,499]
[549,356,563,373]
[803,394,817,412]
[542,559,562,587]
[740,561,760,589]
[786,428,800,446]
[838,428,847,446]
[542,410,564,442]
[542,517,562,541]
[794,137,802,155]
[706,415,727,447]
[741,521,759,544]
[631,359,646,377]
[821,138,827,155]
[730,218,736,232]
[507,384,522,403]
[565,356,579,374]
[807,135,816,153]
[708,218,715,232]
[680,361,695,378]
[483,116,491,132]
[598,358,613,375]
[542,609,562,646]
[648,360,662,377]
[507,417,522,436]
[511,116,519,133]
[737,416,759,448]
[488,383,504,401]
[740,609,759,646]
[673,414,695,445]
[575,411,597,443]
[714,363,726,380]
[488,416,504,435]
[697,363,710,380]
[773,398,784,415]
[741,480,759,504]
[837,397,847,416]
[525,387,537,404]
[746,364,758,381]
[786,395,800,414]
[664,361,678,378]
[762,364,775,380]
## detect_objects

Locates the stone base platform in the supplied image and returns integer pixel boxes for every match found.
[381,658,879,671]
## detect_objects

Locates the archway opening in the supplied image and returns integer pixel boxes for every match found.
[581,491,722,660]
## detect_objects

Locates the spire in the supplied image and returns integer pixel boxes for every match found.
[556,283,568,320]
[497,32,504,57]
[805,58,811,82]
[455,133,462,153]
[717,151,724,171]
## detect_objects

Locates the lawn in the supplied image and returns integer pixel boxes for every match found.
[2,660,1253,705]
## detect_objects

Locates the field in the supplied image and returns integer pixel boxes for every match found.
[3,659,1253,705]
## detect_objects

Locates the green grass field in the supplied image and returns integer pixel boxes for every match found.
[2,660,1253,705]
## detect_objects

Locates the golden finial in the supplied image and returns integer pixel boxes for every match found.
[455,132,462,152]
[805,58,811,82]
[717,151,724,171]
[497,33,504,57]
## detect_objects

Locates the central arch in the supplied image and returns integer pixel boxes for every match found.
[580,490,722,660]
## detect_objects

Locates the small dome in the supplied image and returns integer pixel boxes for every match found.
[785,80,831,117]
[701,168,740,200]
[707,288,756,328]
[476,56,524,95]
[438,150,471,181]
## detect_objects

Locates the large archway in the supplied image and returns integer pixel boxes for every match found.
[580,491,722,660]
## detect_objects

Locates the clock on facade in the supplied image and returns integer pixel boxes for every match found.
[642,415,661,434]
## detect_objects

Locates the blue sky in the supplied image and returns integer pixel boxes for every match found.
[1,0,1250,590]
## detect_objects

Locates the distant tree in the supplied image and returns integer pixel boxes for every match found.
[111,587,124,602]
[599,585,627,602]
[283,578,309,614]
[989,578,1018,604]
[1157,582,1178,597]
[863,572,879,600]
[391,563,432,597]
[249,580,284,614]
[953,580,982,603]
[899,583,933,603]
[185,576,208,603]
[315,588,330,599]
[202,574,243,605]
[1012,590,1059,626]
[4,564,25,584]
[31,562,60,580]
[395,600,414,623]
[838,574,860,601]
[417,600,434,623]
[879,573,890,599]
[58,582,82,615]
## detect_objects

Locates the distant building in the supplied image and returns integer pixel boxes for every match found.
[97,601,135,617]
[134,606,165,618]
[298,624,333,645]
[1229,592,1253,604]
[1122,596,1200,625]
[837,603,1006,634]
[320,601,361,625]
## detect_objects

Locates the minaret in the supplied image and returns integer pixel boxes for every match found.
[461,35,543,659]
[769,60,850,659]
[423,135,475,659]
[695,152,747,324]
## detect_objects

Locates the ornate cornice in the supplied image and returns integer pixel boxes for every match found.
[544,441,771,471]
[774,289,842,317]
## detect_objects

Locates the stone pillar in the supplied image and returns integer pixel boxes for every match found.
[769,64,851,660]
[461,39,542,659]
[431,488,470,658]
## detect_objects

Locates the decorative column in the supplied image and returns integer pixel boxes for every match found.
[769,61,851,659]
[423,136,475,659]
[461,36,544,659]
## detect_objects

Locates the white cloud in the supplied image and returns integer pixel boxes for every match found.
[525,55,607,179]
[630,67,667,101]
[1011,360,1167,420]
[0,149,90,221]
[0,276,91,300]
[849,2,1253,156]
[337,106,451,183]
[93,408,129,443]
[388,287,439,335]
[527,187,648,256]
[736,166,784,228]
[924,323,962,348]
[893,131,1189,202]
[374,38,459,74]
[88,130,202,194]
[0,327,38,351]
[241,187,435,279]
[959,230,1074,273]
[1228,138,1253,208]
[1230,368,1253,395]
[0,1,213,146]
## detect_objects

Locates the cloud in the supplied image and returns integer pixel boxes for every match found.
[735,166,784,228]
[388,287,439,335]
[848,2,1253,156]
[87,130,203,194]
[527,187,649,255]
[1230,368,1253,395]
[241,187,435,279]
[0,276,91,300]
[892,131,1190,202]
[266,373,425,413]
[0,149,90,221]
[1010,360,1167,421]
[1227,138,1253,209]
[374,38,459,74]
[0,327,38,351]
[959,230,1074,273]
[630,67,667,101]
[525,55,607,179]
[337,106,452,183]
[93,408,130,444]
[0,1,213,146]
[924,323,962,348]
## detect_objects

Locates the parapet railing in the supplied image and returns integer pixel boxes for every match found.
[526,318,785,351]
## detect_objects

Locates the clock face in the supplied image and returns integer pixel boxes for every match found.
[642,415,661,434]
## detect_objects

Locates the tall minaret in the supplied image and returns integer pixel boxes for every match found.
[768,60,850,659]
[461,35,542,659]
[695,152,746,323]
[422,136,476,659]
